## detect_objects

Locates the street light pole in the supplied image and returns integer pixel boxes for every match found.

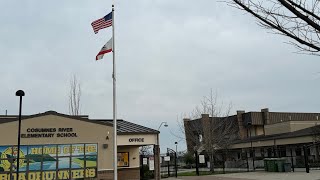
[175,142,177,154]
[156,122,168,180]
[15,90,25,180]
[247,122,255,171]
[156,121,168,147]
[175,142,178,178]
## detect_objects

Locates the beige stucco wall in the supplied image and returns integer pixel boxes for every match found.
[256,126,264,136]
[231,136,313,149]
[0,115,114,170]
[265,121,320,136]
[290,121,319,132]
[117,134,158,169]
[264,121,291,135]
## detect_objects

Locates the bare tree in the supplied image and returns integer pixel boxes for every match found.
[176,90,239,172]
[228,0,320,55]
[69,75,81,116]
[140,146,152,156]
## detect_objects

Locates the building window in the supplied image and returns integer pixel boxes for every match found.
[241,152,247,160]
[260,148,265,158]
[296,147,302,156]
[267,148,272,157]
[279,148,286,157]
[249,150,253,158]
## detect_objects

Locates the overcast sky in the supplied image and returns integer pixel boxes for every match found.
[1,0,320,153]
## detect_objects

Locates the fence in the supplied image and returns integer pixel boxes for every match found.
[159,148,177,178]
[177,144,320,176]
[140,155,155,180]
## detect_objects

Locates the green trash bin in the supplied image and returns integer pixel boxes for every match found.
[274,159,279,172]
[264,159,268,171]
[277,160,284,172]
[284,163,291,172]
[275,158,287,172]
[267,159,277,172]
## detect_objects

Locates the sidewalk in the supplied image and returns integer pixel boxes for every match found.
[166,170,320,180]
[215,171,320,180]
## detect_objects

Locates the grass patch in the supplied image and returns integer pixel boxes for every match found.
[177,171,213,176]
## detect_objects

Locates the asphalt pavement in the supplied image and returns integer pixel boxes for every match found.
[166,170,320,180]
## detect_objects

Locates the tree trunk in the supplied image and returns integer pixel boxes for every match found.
[222,152,225,174]
[209,153,215,173]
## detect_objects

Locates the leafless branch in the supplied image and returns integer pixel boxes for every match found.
[227,0,320,55]
[177,89,238,172]
[68,75,81,116]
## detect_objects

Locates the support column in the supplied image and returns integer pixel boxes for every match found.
[303,145,309,173]
[154,145,161,180]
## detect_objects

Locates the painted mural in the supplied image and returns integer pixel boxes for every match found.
[0,144,97,180]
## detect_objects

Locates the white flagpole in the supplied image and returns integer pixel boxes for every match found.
[112,4,118,180]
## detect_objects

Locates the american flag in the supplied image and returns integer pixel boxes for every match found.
[91,12,112,34]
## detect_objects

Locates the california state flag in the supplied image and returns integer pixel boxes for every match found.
[96,37,113,60]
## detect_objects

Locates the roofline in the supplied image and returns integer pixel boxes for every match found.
[118,132,159,135]
[0,111,160,134]
[188,114,238,121]
[94,119,160,134]
[232,134,312,148]
[233,125,319,144]
[243,111,320,114]
[0,111,113,127]
[91,119,124,121]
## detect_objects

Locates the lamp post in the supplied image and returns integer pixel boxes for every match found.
[174,142,178,178]
[156,122,168,180]
[15,90,25,179]
[158,122,168,131]
[157,122,168,146]
[247,122,255,171]
[175,142,178,154]
[157,122,168,148]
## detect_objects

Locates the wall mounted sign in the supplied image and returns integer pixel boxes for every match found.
[199,155,205,164]
[149,157,154,171]
[143,158,148,165]
[117,152,129,167]
[128,138,144,143]
[20,128,78,138]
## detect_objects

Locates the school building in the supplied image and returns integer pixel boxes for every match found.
[0,111,160,180]
[184,108,320,169]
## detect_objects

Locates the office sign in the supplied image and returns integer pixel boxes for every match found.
[128,138,144,143]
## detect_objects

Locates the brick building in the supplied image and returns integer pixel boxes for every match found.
[184,108,320,169]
